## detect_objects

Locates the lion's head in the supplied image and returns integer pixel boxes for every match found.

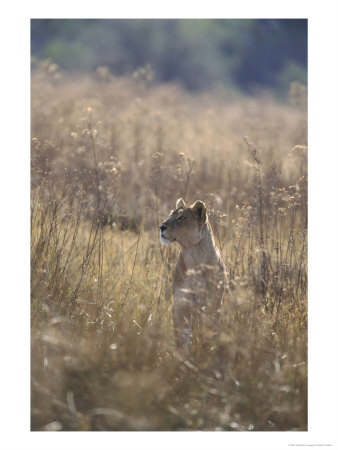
[159,198,208,247]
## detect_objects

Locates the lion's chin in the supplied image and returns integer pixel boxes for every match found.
[160,234,174,245]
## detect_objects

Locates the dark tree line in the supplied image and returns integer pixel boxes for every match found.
[31,19,307,94]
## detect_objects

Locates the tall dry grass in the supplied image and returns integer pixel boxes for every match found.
[31,61,307,431]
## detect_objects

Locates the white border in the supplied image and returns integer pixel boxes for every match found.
[1,1,338,449]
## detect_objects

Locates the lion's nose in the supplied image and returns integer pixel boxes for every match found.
[159,224,167,232]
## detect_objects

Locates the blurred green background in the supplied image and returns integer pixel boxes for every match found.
[31,19,307,95]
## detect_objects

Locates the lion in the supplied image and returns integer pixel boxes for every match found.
[159,198,227,354]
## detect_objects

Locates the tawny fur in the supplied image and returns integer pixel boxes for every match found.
[160,198,227,353]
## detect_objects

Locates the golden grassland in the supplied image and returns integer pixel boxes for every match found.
[31,61,307,431]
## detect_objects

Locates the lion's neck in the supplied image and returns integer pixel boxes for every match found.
[180,222,219,269]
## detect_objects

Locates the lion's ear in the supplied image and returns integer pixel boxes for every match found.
[191,200,207,224]
[176,198,186,209]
